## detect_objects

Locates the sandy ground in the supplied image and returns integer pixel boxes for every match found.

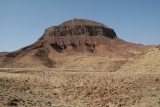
[0,69,160,107]
[0,48,160,107]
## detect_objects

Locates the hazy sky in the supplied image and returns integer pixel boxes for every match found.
[0,0,160,52]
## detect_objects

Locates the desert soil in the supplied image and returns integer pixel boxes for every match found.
[0,48,160,107]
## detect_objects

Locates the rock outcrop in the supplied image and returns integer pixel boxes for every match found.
[42,19,117,39]
[39,18,117,53]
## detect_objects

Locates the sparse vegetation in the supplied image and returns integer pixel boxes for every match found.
[156,44,160,50]
[0,66,160,107]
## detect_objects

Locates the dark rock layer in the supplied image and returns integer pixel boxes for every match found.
[41,19,117,40]
[39,19,117,53]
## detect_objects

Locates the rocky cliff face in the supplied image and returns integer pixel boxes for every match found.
[42,19,117,39]
[39,19,117,53]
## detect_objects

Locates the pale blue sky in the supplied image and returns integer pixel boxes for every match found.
[0,0,160,52]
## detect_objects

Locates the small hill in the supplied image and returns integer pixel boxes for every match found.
[117,46,160,73]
